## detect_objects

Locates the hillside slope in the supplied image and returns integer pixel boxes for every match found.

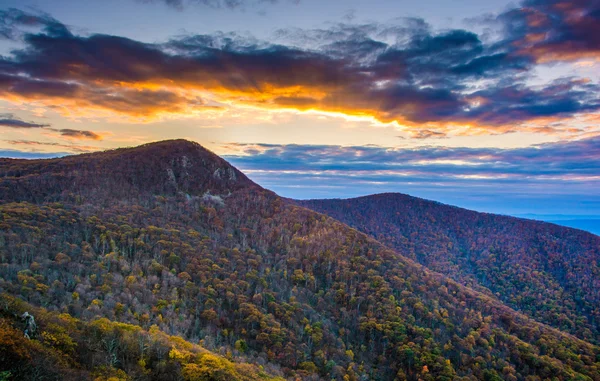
[0,294,285,381]
[1,141,599,380]
[296,193,600,344]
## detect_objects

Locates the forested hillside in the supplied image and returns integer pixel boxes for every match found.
[1,140,599,380]
[297,194,600,344]
[0,294,285,380]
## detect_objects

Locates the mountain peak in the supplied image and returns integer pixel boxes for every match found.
[0,139,260,204]
[113,138,210,154]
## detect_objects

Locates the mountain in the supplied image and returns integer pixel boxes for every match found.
[0,139,259,205]
[296,193,600,344]
[1,140,599,380]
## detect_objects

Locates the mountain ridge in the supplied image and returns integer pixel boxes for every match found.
[296,191,597,228]
[296,192,600,344]
[0,139,262,205]
[1,140,599,380]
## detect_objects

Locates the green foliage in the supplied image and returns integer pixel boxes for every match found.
[234,339,248,353]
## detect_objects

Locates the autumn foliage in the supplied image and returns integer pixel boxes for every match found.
[0,140,599,380]
[0,294,284,380]
[298,193,600,344]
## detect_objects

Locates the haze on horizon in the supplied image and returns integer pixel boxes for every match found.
[0,0,599,222]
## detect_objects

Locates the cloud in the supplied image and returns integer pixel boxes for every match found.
[0,113,50,128]
[222,137,600,179]
[0,8,70,40]
[5,139,99,153]
[496,0,600,62]
[0,113,102,140]
[50,129,103,140]
[221,137,600,213]
[457,79,600,126]
[0,5,599,136]
[136,0,299,11]
[409,129,448,139]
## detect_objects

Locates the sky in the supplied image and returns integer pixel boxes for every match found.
[0,0,599,220]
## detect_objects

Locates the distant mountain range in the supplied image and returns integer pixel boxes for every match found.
[548,219,600,236]
[0,140,599,380]
[513,214,600,236]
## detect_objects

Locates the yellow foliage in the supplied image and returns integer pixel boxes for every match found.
[345,349,355,360]
[181,354,241,381]
[41,327,77,354]
[169,335,194,350]
[91,299,103,307]
[36,283,50,293]
[91,318,113,332]
[93,366,131,381]
[169,347,193,362]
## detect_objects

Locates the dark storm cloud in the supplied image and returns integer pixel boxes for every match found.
[0,4,599,132]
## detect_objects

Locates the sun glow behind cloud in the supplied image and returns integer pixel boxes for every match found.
[1,1,600,141]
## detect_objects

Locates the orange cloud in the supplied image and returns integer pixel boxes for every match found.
[1,7,599,139]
